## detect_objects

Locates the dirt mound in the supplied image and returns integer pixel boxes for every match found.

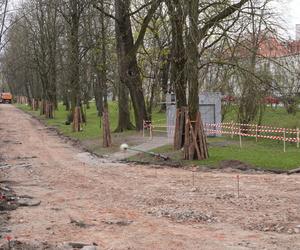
[218,160,289,174]
[219,160,254,171]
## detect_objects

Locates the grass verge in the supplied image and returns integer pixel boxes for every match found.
[129,137,300,171]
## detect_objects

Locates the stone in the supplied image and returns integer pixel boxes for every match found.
[81,246,97,250]
[276,226,284,232]
[68,242,89,248]
[17,198,41,207]
[103,219,133,226]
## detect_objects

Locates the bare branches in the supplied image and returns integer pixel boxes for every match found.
[0,0,8,47]
[132,0,162,55]
[199,0,249,41]
[92,1,118,22]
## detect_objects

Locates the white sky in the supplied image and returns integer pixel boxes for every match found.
[6,0,300,39]
[281,0,300,38]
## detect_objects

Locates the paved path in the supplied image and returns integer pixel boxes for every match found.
[108,136,171,160]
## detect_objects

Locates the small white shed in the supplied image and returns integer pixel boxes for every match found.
[166,92,222,138]
[199,92,222,126]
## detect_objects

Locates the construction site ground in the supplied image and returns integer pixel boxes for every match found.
[0,105,299,250]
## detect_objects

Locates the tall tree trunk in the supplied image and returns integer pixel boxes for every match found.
[115,79,134,131]
[166,0,186,108]
[67,0,83,130]
[100,2,108,111]
[114,0,148,130]
[187,0,200,121]
[94,76,104,116]
[159,51,170,112]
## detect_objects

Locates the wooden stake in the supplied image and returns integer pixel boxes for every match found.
[283,129,286,153]
[197,112,209,159]
[237,175,240,198]
[255,124,258,143]
[150,124,153,140]
[174,109,180,149]
[179,108,186,148]
[239,126,242,149]
[142,120,145,137]
[189,119,201,160]
[231,120,234,139]
[297,128,299,149]
[192,171,195,187]
[184,114,190,159]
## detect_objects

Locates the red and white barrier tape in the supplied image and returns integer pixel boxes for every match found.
[205,123,299,134]
[205,129,299,143]
[205,124,298,134]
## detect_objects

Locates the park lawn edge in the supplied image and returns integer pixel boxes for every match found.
[14,103,300,171]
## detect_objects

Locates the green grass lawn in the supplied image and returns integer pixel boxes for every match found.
[224,105,300,129]
[15,102,300,170]
[130,137,300,170]
[16,101,166,140]
[16,102,107,140]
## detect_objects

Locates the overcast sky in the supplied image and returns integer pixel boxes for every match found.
[282,0,300,38]
[6,0,300,39]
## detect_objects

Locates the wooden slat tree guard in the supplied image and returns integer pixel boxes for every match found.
[34,99,39,111]
[174,107,209,160]
[102,108,112,147]
[45,101,54,119]
[174,107,188,150]
[40,100,46,116]
[16,96,28,104]
[73,106,83,132]
[31,98,39,111]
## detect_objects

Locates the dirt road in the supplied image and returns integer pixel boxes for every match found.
[0,105,299,250]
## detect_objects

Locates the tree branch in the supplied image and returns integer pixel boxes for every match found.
[199,0,249,41]
[132,0,162,55]
[92,3,118,22]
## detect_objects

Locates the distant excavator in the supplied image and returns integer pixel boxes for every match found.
[0,92,13,104]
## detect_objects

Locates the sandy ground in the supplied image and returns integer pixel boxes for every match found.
[0,104,300,250]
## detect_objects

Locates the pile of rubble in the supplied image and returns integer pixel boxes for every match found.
[148,206,217,223]
[247,222,300,234]
[0,240,99,250]
[0,180,41,241]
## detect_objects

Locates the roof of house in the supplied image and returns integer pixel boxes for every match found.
[227,35,300,59]
[259,37,300,58]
